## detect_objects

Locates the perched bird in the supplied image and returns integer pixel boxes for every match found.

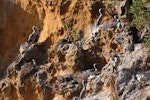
[79,80,86,98]
[82,63,98,73]
[114,15,119,22]
[95,8,103,26]
[27,26,37,42]
[31,59,36,65]
[64,36,71,43]
[93,63,98,72]
[112,55,119,72]
[102,15,120,31]
[115,22,125,32]
[81,63,99,83]
[90,8,103,41]
[34,27,41,42]
[91,51,97,58]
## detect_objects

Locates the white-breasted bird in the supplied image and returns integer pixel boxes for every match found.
[34,27,41,42]
[102,15,120,31]
[112,55,120,72]
[79,80,86,98]
[27,26,37,42]
[93,63,98,72]
[95,8,103,26]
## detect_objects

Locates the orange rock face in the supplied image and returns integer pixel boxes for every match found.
[0,0,43,73]
[0,0,105,75]
[0,0,150,100]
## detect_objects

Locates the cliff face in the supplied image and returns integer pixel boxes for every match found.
[0,0,150,100]
[0,0,100,74]
[0,0,43,74]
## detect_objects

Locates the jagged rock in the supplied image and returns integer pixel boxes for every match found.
[18,60,38,86]
[19,42,32,58]
[83,92,113,100]
[103,0,132,18]
[35,70,48,90]
[115,44,150,100]
[7,61,18,78]
[86,75,103,96]
[54,40,84,71]
[54,74,81,99]
[117,0,131,18]
[0,0,150,100]
[57,74,73,83]
[16,42,48,70]
[0,79,11,98]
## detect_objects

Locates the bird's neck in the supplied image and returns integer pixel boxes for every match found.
[33,30,36,33]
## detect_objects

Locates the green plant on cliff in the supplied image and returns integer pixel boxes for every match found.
[130,0,150,47]
[130,0,150,30]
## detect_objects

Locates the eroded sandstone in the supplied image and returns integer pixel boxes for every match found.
[0,0,150,100]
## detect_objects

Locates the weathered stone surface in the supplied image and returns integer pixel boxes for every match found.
[0,0,149,100]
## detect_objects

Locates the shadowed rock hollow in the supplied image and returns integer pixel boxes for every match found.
[0,0,150,100]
